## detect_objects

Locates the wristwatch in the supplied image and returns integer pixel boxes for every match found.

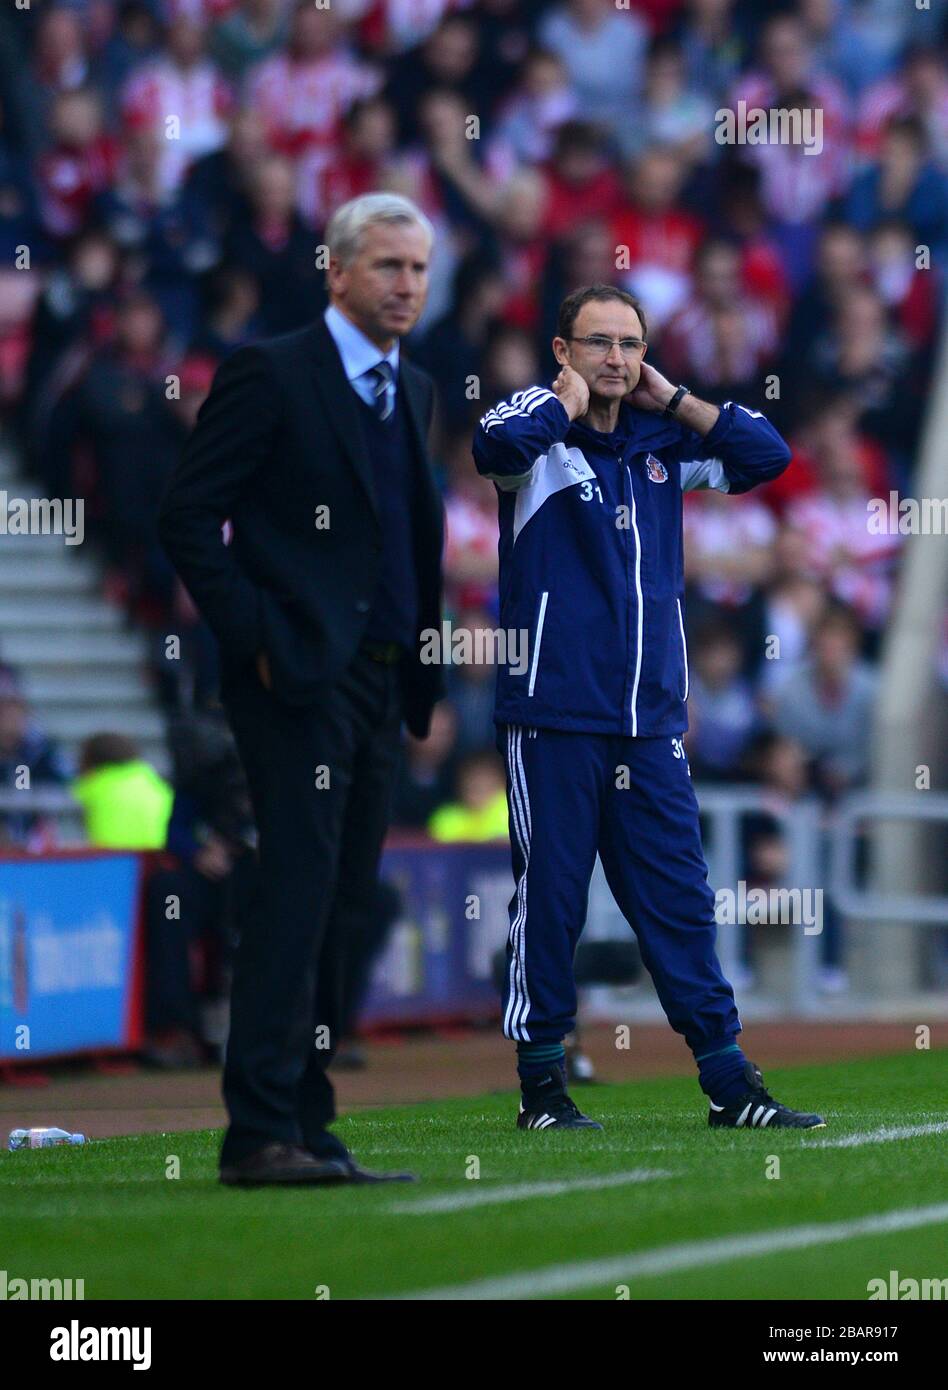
[664,385,690,418]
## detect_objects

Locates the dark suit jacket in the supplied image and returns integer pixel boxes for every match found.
[158,317,444,737]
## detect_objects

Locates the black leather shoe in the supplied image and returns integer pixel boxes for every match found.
[336,1157,417,1184]
[220,1143,351,1186]
[306,1130,417,1183]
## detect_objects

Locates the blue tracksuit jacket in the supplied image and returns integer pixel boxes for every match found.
[472,389,791,737]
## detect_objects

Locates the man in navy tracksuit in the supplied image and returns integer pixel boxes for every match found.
[473,284,825,1132]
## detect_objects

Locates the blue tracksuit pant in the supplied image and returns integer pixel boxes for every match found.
[500,723,741,1054]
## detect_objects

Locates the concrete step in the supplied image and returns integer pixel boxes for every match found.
[0,530,81,552]
[0,445,170,782]
[43,707,167,743]
[0,595,123,630]
[0,631,148,666]
[23,672,153,704]
[0,553,98,592]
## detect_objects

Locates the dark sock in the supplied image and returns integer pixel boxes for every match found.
[695,1042,748,1106]
[517,1041,566,1092]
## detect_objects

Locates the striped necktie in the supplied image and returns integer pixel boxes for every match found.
[366,361,394,421]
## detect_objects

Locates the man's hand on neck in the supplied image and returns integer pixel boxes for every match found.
[552,363,623,434]
[625,361,721,438]
[551,363,591,423]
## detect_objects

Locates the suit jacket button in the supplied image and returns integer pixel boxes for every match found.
[355,599,370,612]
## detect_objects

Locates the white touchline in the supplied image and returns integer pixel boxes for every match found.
[396,1202,948,1300]
[640,1117,948,1155]
[807,1120,948,1150]
[389,1168,674,1215]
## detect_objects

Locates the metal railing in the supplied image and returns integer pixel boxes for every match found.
[829,792,948,925]
[2,784,945,1009]
[694,785,825,1013]
[0,788,85,844]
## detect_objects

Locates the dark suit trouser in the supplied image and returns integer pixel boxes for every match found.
[217,647,403,1166]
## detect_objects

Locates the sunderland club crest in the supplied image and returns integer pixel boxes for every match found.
[645,453,668,483]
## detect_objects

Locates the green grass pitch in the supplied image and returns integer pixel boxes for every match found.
[2,1050,946,1300]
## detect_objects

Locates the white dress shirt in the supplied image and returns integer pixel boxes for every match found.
[324,303,399,417]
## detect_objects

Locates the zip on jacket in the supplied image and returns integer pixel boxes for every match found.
[472,387,791,736]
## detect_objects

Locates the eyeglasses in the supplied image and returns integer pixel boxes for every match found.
[569,335,647,358]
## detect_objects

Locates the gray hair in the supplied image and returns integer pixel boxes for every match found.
[325,193,434,266]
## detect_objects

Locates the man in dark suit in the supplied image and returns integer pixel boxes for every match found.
[158,193,444,1185]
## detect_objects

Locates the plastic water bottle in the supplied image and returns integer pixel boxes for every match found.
[8,1128,86,1150]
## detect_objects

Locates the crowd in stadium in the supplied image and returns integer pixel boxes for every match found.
[0,1,945,1010]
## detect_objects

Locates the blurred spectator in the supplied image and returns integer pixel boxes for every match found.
[538,0,647,136]
[773,603,878,794]
[491,168,549,329]
[710,161,790,320]
[478,323,541,407]
[188,264,260,357]
[610,147,703,332]
[392,701,459,829]
[141,706,256,1065]
[428,749,508,841]
[729,11,849,139]
[740,727,848,991]
[210,0,288,81]
[33,7,92,122]
[441,434,501,613]
[768,391,890,512]
[121,14,233,195]
[71,732,173,848]
[473,0,547,115]
[676,0,747,102]
[35,89,119,242]
[416,255,506,434]
[361,0,459,58]
[802,0,919,100]
[223,153,325,333]
[684,484,776,611]
[781,220,865,366]
[785,403,901,631]
[0,678,72,850]
[95,2,162,117]
[856,45,948,169]
[740,87,850,287]
[22,228,122,450]
[810,282,920,471]
[538,121,621,244]
[298,96,400,229]
[538,218,623,347]
[867,219,939,352]
[758,524,828,699]
[246,2,379,157]
[845,116,948,263]
[95,126,220,344]
[446,608,501,754]
[686,619,760,779]
[622,34,713,165]
[43,291,177,594]
[182,107,269,239]
[662,238,779,395]
[415,86,504,234]
[0,95,41,265]
[489,48,578,169]
[385,14,482,145]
